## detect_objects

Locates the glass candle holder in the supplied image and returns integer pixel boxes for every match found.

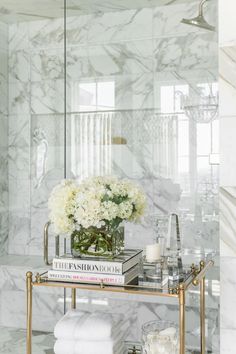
[142,321,179,354]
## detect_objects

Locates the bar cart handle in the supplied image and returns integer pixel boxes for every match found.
[44,221,60,266]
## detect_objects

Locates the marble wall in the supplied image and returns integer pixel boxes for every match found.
[3,1,220,352]
[7,0,219,257]
[219,0,236,351]
[0,20,9,256]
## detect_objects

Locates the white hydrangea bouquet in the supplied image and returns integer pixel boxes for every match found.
[48,176,146,258]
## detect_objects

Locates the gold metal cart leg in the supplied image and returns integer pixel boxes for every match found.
[179,283,185,354]
[200,261,206,354]
[71,288,76,309]
[26,272,33,354]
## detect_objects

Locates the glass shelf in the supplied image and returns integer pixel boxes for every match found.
[33,266,197,298]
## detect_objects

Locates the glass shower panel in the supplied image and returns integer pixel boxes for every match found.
[7,3,65,257]
[65,0,219,351]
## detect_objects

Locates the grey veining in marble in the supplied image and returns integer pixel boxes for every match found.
[220,187,236,257]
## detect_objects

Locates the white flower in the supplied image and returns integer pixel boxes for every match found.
[48,176,146,233]
[48,179,79,234]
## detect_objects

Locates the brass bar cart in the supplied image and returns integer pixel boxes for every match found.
[26,260,213,354]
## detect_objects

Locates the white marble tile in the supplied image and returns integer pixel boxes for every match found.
[219,0,236,46]
[221,257,236,330]
[8,212,30,255]
[0,212,8,256]
[87,8,152,44]
[67,40,152,81]
[0,116,8,147]
[0,327,54,354]
[66,14,91,45]
[221,329,236,354]
[219,46,236,117]
[31,48,64,82]
[31,80,65,114]
[9,22,29,51]
[29,18,64,49]
[8,144,30,180]
[220,116,236,186]
[9,179,30,213]
[220,187,236,257]
[154,32,217,72]
[0,21,8,51]
[8,81,31,115]
[9,49,30,83]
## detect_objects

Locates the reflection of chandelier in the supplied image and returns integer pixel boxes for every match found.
[180,87,218,123]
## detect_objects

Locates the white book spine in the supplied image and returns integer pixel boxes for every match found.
[48,270,126,285]
[52,259,123,275]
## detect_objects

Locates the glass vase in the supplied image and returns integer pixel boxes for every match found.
[142,321,179,354]
[71,226,124,258]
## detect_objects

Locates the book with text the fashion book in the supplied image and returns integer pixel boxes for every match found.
[52,249,143,275]
[48,264,140,286]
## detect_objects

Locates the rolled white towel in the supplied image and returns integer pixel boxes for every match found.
[54,310,123,341]
[54,310,89,340]
[54,338,125,354]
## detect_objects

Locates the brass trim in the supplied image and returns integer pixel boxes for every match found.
[26,272,33,354]
[200,261,206,354]
[43,221,51,266]
[71,288,76,309]
[179,283,185,354]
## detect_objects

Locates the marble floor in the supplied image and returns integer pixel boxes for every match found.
[0,327,54,354]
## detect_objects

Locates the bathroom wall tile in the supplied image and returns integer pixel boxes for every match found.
[219,0,236,46]
[31,80,65,114]
[8,82,30,115]
[87,8,152,44]
[67,40,153,81]
[219,46,236,117]
[221,257,236,329]
[220,116,236,186]
[66,14,91,45]
[0,116,8,148]
[9,22,29,51]
[0,21,8,51]
[9,49,30,83]
[0,212,8,256]
[8,212,30,255]
[0,80,8,115]
[220,187,236,257]
[9,114,30,148]
[154,32,217,72]
[8,144,30,180]
[29,18,64,49]
[9,179,30,214]
[31,48,64,82]
[115,73,154,110]
[221,329,236,354]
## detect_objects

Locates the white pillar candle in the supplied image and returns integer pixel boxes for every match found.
[146,244,161,263]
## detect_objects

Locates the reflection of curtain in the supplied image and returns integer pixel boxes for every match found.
[72,113,112,180]
[70,111,178,181]
[155,115,178,179]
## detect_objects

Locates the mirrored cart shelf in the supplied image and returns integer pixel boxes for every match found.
[26,260,213,354]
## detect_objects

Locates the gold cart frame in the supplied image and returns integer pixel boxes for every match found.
[26,260,213,354]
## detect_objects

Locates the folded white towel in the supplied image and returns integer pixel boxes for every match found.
[54,310,123,341]
[54,338,125,354]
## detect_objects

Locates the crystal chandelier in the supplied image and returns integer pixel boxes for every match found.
[180,86,218,124]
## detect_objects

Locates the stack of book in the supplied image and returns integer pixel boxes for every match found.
[48,249,143,286]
